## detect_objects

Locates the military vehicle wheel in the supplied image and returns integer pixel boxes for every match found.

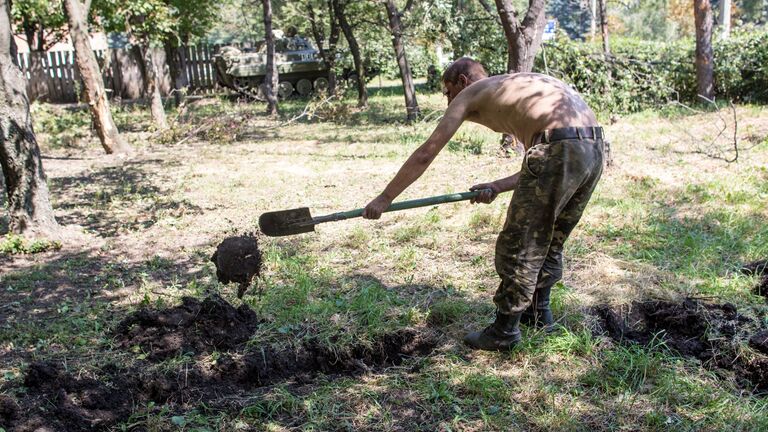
[278,81,294,99]
[234,77,264,100]
[296,79,313,97]
[314,77,329,94]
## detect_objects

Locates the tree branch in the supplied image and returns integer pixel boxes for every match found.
[403,0,415,14]
[521,0,546,29]
[477,0,502,25]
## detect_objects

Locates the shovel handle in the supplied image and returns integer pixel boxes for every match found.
[311,189,490,224]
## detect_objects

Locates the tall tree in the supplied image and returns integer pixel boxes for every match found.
[334,0,367,107]
[262,0,278,115]
[12,0,68,101]
[492,0,547,73]
[164,0,219,106]
[1,0,59,238]
[599,0,609,55]
[306,0,340,95]
[63,0,132,154]
[94,0,172,130]
[693,0,714,100]
[11,0,67,52]
[383,0,419,122]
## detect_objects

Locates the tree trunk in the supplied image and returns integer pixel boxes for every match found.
[719,0,731,39]
[262,0,278,116]
[694,0,714,100]
[141,46,168,130]
[493,0,547,73]
[165,42,188,107]
[63,0,131,154]
[307,1,339,96]
[335,0,367,107]
[384,0,419,122]
[326,0,340,95]
[1,0,59,238]
[599,0,610,55]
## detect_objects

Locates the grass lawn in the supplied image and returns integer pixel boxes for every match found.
[1,80,767,431]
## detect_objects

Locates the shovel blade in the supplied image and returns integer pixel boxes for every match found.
[259,207,316,237]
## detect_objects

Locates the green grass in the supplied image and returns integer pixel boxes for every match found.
[5,86,768,431]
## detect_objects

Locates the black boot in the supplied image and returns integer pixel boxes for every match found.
[520,288,556,333]
[463,312,522,351]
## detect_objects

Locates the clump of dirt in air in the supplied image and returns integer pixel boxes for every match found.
[210,234,262,298]
[114,294,261,360]
[741,259,768,299]
[592,299,768,392]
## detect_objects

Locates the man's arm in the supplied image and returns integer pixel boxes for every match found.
[362,98,471,219]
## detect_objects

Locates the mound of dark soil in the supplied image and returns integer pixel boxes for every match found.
[115,294,261,360]
[750,330,768,355]
[593,299,768,392]
[5,328,438,431]
[0,395,19,429]
[11,362,137,432]
[741,259,768,299]
[210,234,262,298]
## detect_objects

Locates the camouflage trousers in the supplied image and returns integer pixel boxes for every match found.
[493,137,604,315]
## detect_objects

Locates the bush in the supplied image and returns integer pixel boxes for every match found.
[534,29,768,113]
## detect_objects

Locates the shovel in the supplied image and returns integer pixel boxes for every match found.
[259,189,491,237]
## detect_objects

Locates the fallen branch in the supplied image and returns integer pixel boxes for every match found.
[666,98,740,163]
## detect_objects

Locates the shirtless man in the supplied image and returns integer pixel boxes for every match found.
[362,58,605,351]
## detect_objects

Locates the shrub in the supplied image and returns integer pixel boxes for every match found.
[535,29,768,113]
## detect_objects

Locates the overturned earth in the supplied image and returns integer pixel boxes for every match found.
[593,298,768,392]
[0,295,439,432]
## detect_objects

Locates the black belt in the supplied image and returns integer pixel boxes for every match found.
[533,126,604,144]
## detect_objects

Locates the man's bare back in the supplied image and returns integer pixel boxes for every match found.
[459,73,598,148]
[362,65,601,220]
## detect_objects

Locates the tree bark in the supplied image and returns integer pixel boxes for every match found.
[383,0,419,122]
[694,0,714,100]
[1,0,59,238]
[493,0,547,73]
[599,0,610,55]
[334,0,367,107]
[165,42,188,107]
[64,0,131,154]
[141,46,168,130]
[262,0,278,116]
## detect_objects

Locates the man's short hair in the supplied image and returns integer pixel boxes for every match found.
[442,57,488,84]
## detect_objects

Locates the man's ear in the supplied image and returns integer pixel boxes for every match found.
[458,74,469,87]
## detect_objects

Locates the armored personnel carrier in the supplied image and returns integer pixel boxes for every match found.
[214,32,345,99]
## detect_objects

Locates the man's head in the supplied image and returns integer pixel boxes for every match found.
[441,57,488,104]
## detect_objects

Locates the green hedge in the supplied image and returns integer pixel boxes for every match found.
[534,29,768,113]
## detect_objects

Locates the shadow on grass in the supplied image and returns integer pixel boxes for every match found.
[0,243,216,366]
[48,158,202,237]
